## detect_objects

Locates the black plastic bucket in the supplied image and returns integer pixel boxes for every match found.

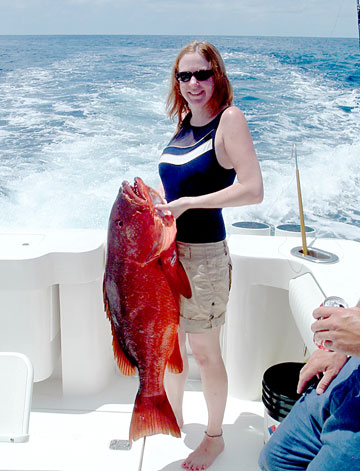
[262,362,304,442]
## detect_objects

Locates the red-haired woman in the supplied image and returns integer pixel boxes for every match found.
[157,41,263,470]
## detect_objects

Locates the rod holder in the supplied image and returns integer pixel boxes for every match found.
[290,246,339,264]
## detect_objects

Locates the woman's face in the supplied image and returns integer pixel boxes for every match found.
[177,52,215,112]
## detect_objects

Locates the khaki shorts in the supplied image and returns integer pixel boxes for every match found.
[177,240,232,334]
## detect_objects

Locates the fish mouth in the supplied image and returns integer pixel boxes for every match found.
[121,177,176,257]
[122,176,175,232]
[122,177,149,206]
[122,178,169,220]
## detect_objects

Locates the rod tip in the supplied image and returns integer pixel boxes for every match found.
[292,143,298,167]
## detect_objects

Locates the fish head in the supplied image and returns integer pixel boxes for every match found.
[107,177,176,264]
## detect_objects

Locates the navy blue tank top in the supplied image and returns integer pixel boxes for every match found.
[159,110,236,243]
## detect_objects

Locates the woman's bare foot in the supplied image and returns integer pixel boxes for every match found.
[182,432,224,470]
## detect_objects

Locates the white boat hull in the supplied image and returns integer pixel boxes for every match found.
[0,230,359,470]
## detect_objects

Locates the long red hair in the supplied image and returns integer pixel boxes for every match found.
[166,41,233,131]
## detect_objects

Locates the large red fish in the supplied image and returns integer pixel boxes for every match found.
[103,177,191,443]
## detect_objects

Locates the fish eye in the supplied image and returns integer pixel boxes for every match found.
[117,220,123,227]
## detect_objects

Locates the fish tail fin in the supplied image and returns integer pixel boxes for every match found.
[129,391,181,442]
[167,333,183,374]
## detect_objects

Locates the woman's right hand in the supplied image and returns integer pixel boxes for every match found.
[156,197,193,220]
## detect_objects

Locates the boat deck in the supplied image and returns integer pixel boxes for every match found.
[0,374,264,471]
[5,232,359,470]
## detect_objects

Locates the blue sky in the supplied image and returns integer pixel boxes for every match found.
[0,0,358,37]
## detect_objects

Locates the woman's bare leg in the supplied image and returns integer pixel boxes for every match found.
[182,326,227,470]
[165,327,188,428]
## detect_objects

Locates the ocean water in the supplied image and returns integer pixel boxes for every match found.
[0,35,359,240]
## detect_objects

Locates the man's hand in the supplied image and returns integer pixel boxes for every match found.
[312,305,360,357]
[297,349,348,395]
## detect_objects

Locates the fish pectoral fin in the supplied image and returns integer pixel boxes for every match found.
[174,260,192,299]
[110,324,137,376]
[129,391,181,442]
[159,247,192,299]
[167,333,183,374]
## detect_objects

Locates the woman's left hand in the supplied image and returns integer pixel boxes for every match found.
[156,197,192,219]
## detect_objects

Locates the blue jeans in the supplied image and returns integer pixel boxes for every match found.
[259,357,360,470]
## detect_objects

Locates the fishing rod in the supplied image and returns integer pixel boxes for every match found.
[293,144,308,256]
[290,145,339,264]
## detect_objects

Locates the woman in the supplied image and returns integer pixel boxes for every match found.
[157,41,263,471]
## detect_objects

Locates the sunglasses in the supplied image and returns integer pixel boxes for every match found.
[176,69,214,83]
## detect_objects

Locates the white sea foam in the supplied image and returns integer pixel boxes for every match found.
[0,36,359,241]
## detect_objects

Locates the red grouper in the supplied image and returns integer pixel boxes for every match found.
[103,177,192,443]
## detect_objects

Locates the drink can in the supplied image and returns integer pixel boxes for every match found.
[323,296,348,309]
[314,296,348,350]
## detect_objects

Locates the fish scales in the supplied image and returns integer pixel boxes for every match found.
[103,177,191,443]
